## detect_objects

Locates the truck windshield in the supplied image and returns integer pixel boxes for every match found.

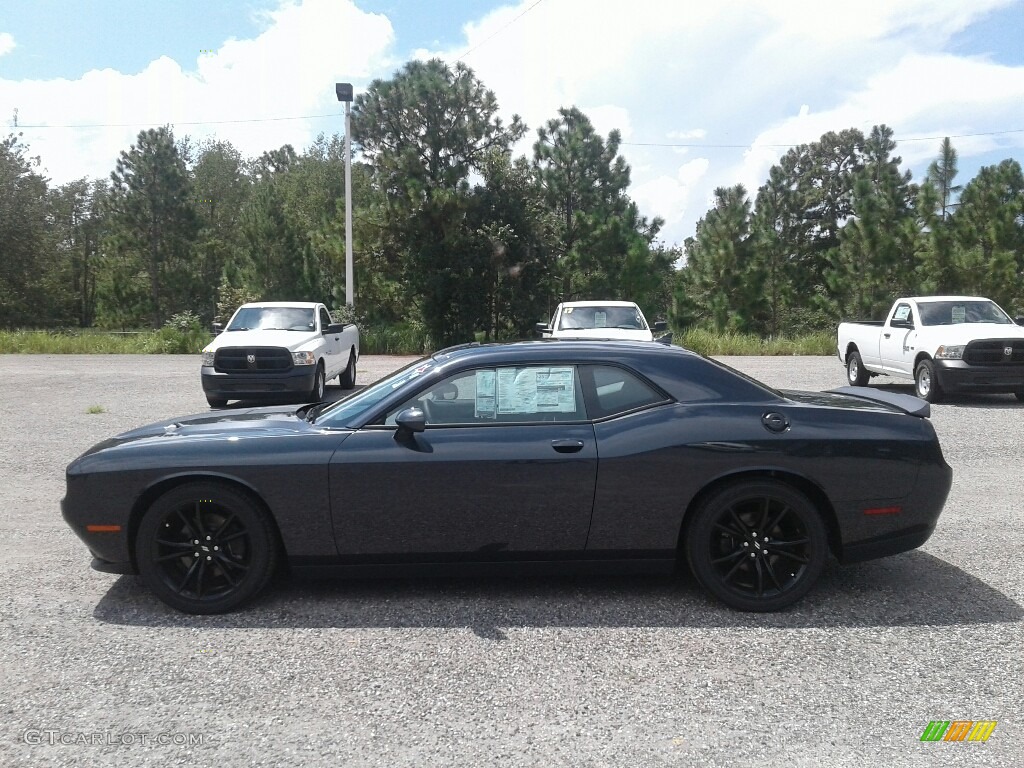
[227,307,315,331]
[917,301,1013,326]
[558,306,647,330]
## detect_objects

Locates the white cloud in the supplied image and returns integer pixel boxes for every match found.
[1,0,394,182]
[3,0,1023,248]
[0,32,15,57]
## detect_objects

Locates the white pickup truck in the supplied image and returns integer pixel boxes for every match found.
[535,300,668,342]
[200,301,359,407]
[837,296,1024,403]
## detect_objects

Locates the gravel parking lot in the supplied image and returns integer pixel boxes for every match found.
[1,353,1021,767]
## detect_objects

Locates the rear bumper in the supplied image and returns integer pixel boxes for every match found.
[201,365,316,399]
[933,360,1024,393]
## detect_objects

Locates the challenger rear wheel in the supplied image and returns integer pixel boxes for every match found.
[136,482,278,614]
[686,481,828,612]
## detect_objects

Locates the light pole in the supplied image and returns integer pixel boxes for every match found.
[335,82,354,307]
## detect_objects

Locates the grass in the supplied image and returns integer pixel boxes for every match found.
[0,327,836,356]
[85,405,106,414]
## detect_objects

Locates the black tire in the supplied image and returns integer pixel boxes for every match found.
[135,482,278,614]
[205,395,228,408]
[914,359,942,403]
[686,480,828,612]
[339,351,356,390]
[309,362,326,401]
[846,350,870,386]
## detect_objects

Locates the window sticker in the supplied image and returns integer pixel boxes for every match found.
[594,311,607,328]
[563,306,574,313]
[474,370,496,419]
[951,305,966,324]
[497,367,576,414]
[894,305,911,322]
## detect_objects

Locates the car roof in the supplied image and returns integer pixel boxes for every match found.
[558,300,640,308]
[432,339,695,365]
[909,296,992,303]
[239,301,321,309]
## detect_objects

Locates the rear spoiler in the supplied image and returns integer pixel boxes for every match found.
[827,386,931,418]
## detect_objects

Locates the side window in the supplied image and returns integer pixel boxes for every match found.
[319,307,332,330]
[583,365,668,418]
[386,366,586,426]
[891,304,913,325]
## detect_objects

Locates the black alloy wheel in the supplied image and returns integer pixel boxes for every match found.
[136,482,278,614]
[686,481,828,612]
[847,350,870,386]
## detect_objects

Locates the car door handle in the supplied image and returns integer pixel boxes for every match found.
[761,412,790,433]
[883,333,891,338]
[551,439,585,453]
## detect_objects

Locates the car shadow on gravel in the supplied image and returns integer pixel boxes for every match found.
[92,550,1021,636]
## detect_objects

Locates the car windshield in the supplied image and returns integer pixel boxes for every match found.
[227,306,316,331]
[316,358,437,427]
[558,305,647,331]
[917,300,1013,326]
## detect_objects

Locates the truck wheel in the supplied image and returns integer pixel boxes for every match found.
[206,395,228,408]
[846,351,870,386]
[914,359,943,403]
[309,362,326,401]
[339,351,356,390]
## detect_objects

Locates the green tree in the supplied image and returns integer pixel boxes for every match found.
[48,178,110,326]
[827,125,917,319]
[0,134,56,327]
[352,58,527,346]
[681,185,760,332]
[953,159,1024,311]
[104,127,199,327]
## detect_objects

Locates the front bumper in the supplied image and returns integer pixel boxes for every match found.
[933,359,1024,394]
[201,365,316,399]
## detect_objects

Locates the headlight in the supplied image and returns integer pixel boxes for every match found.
[292,351,316,366]
[935,345,966,359]
[201,350,215,366]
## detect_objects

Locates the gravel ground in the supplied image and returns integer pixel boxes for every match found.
[0,353,1021,767]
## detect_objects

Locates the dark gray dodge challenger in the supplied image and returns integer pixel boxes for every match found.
[63,341,952,614]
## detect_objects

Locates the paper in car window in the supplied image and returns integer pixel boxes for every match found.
[594,311,607,328]
[894,306,910,321]
[475,370,496,419]
[497,367,575,414]
[951,305,966,323]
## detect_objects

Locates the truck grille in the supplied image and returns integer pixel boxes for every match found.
[963,339,1024,365]
[214,347,292,373]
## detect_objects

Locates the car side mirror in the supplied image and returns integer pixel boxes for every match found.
[1016,316,1024,326]
[325,323,344,334]
[211,322,223,336]
[891,318,914,329]
[653,320,668,332]
[535,322,551,335]
[394,407,426,441]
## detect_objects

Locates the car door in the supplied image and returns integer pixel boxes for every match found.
[327,364,598,558]
[318,306,342,377]
[879,302,916,374]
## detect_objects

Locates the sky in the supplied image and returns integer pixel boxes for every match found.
[2,0,1023,249]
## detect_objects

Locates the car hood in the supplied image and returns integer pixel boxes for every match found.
[920,323,1024,345]
[71,405,318,462]
[207,329,318,350]
[551,328,654,341]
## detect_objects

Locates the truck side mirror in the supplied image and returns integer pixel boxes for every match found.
[325,323,344,334]
[1016,317,1024,326]
[211,322,223,335]
[653,321,668,332]
[535,322,551,335]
